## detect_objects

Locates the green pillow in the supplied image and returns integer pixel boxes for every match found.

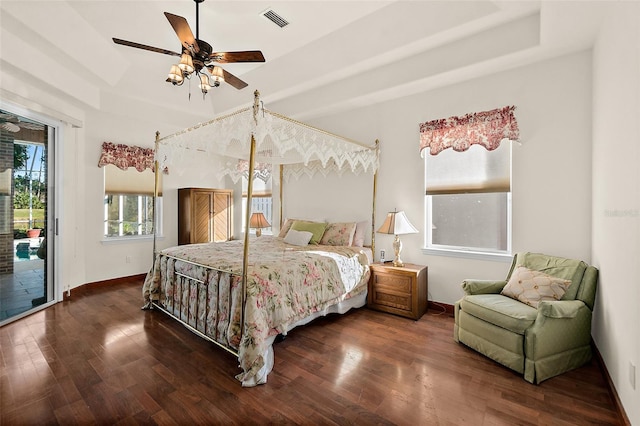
[290,220,327,245]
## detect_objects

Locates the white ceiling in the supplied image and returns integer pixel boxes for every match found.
[0,1,608,123]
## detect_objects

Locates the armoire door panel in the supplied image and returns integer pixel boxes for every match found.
[193,191,212,243]
[212,192,230,242]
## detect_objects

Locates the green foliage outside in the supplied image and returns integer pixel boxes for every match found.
[13,191,45,209]
[14,144,28,169]
[13,143,47,232]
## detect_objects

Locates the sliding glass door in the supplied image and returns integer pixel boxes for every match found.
[0,109,55,324]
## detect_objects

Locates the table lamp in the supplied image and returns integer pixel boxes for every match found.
[249,212,270,237]
[377,209,418,267]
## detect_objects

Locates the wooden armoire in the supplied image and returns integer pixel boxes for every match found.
[178,188,233,245]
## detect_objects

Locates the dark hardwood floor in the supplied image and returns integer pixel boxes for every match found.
[1,278,622,425]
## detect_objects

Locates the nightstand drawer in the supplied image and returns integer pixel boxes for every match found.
[368,263,428,320]
[371,286,412,311]
[372,272,412,294]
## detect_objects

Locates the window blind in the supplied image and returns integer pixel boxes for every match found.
[104,165,162,196]
[425,143,510,195]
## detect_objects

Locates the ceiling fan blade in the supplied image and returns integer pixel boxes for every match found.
[222,68,248,90]
[113,38,180,57]
[0,122,20,133]
[164,12,199,53]
[208,66,248,90]
[209,51,266,64]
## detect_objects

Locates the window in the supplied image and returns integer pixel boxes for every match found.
[419,105,518,257]
[104,193,158,237]
[103,165,162,238]
[425,142,511,254]
[241,174,273,235]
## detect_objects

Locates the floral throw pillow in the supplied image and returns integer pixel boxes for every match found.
[278,218,295,238]
[320,222,357,246]
[501,266,572,308]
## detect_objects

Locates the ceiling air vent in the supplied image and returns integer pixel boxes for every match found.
[261,8,289,28]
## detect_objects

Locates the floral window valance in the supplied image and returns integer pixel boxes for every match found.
[419,105,519,156]
[98,141,167,173]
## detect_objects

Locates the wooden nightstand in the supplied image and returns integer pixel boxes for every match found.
[368,263,428,320]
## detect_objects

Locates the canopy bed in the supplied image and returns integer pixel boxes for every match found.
[143,91,379,386]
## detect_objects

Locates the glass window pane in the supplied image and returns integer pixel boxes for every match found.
[104,194,157,237]
[431,192,508,251]
[122,196,138,235]
[106,195,120,236]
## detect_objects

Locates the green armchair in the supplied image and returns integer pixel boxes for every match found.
[453,252,598,384]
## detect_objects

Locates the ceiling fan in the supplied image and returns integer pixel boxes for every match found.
[112,0,265,96]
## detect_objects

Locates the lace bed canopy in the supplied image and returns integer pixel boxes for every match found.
[155,91,379,183]
[151,91,380,276]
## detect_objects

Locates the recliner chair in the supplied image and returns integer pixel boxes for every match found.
[454,252,598,384]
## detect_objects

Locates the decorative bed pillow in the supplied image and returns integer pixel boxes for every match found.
[320,222,357,246]
[278,218,297,238]
[283,229,313,246]
[290,220,327,245]
[351,220,368,247]
[278,218,319,238]
[501,266,572,308]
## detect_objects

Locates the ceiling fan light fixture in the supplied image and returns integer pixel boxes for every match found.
[167,64,185,85]
[198,73,211,93]
[210,67,224,87]
[178,53,194,74]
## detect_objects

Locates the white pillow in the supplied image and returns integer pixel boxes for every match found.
[501,266,572,308]
[284,229,313,246]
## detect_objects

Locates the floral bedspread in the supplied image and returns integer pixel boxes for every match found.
[143,236,370,385]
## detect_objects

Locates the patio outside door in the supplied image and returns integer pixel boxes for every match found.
[0,109,55,324]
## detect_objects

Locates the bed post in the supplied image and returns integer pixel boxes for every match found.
[241,90,261,330]
[153,130,160,261]
[371,139,379,260]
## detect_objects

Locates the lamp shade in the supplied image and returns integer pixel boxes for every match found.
[166,64,184,85]
[249,212,270,229]
[377,210,418,235]
[178,53,194,74]
[198,73,211,93]
[210,66,225,84]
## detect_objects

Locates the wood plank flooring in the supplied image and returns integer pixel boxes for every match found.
[0,278,623,425]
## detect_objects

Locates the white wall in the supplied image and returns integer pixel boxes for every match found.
[592,3,640,424]
[81,106,227,283]
[287,50,593,305]
[283,171,375,244]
